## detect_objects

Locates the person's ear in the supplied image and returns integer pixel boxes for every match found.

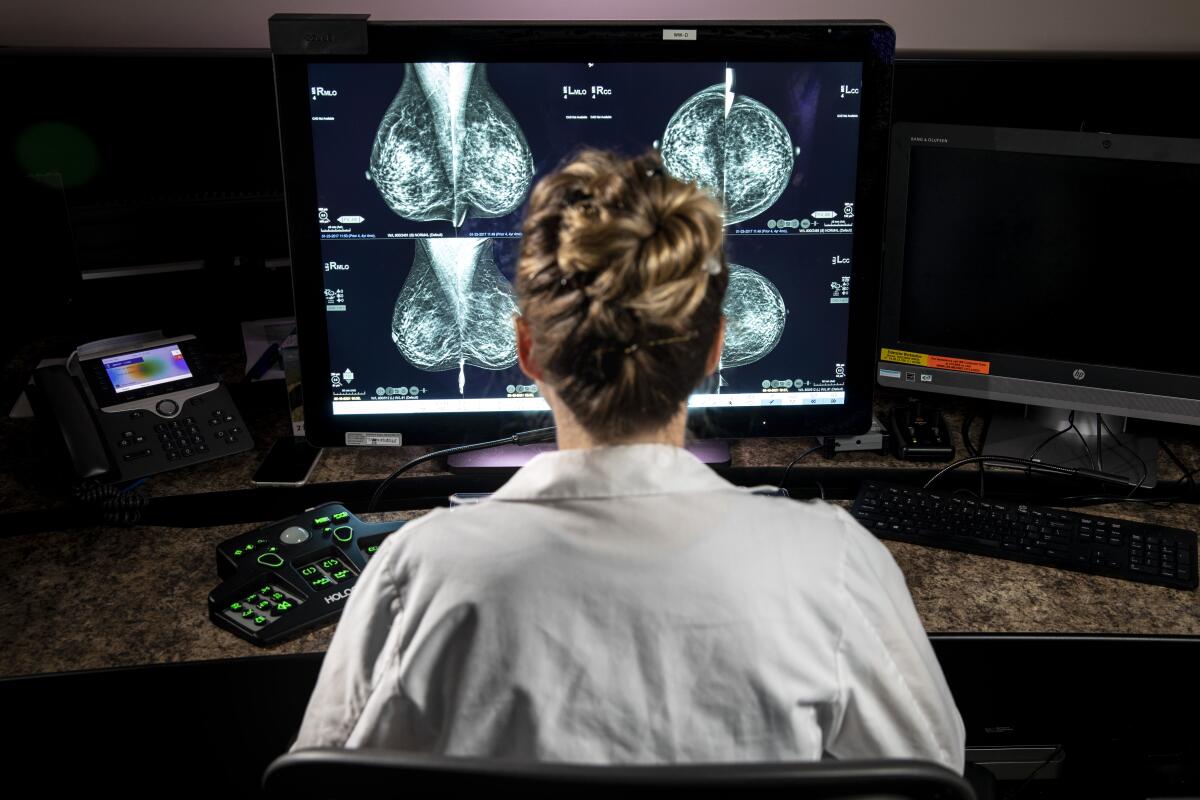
[515,315,544,381]
[704,315,725,375]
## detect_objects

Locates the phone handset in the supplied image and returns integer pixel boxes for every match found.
[32,364,114,480]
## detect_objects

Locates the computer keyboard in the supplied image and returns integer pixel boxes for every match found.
[851,481,1198,590]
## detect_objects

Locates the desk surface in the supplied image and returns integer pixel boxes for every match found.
[1,406,1198,679]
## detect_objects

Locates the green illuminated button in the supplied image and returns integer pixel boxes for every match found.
[270,592,284,601]
[233,549,244,557]
[366,545,379,554]
[313,516,332,526]
[332,569,351,581]
[333,525,353,543]
[260,585,272,594]
[245,543,255,551]
[252,615,267,626]
[256,553,284,568]
[240,608,254,619]
[276,600,294,612]
[301,565,319,577]
[332,511,350,521]
[322,527,333,537]
[256,600,271,611]
[244,593,257,602]
[321,558,342,570]
[229,601,243,611]
[310,576,333,588]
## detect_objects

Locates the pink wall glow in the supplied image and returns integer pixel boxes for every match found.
[5,0,1200,52]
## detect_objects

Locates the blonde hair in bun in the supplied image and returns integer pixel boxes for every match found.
[517,148,728,440]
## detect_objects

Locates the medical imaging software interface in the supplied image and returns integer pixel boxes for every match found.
[306,61,863,416]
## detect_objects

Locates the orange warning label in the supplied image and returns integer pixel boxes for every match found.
[926,355,990,375]
[880,348,925,366]
[881,348,990,375]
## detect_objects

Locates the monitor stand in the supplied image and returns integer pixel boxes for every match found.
[982,405,1159,488]
[446,439,732,471]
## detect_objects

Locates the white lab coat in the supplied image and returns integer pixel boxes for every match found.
[293,443,966,773]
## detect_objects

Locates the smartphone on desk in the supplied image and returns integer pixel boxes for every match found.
[31,335,254,483]
[253,438,322,486]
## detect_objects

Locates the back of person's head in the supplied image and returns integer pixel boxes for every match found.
[517,149,728,441]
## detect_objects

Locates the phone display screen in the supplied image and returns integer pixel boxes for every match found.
[102,344,193,394]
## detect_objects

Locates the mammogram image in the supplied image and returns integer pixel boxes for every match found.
[368,63,534,226]
[721,262,787,369]
[391,238,519,394]
[661,82,794,225]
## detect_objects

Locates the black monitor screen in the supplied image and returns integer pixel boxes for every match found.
[304,60,864,420]
[898,145,1200,377]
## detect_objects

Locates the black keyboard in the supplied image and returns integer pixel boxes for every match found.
[851,481,1198,590]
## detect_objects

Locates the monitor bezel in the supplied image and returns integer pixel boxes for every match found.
[272,20,895,446]
[877,121,1200,425]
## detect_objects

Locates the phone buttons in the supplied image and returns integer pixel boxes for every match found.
[155,399,180,417]
[279,526,310,545]
[256,553,285,568]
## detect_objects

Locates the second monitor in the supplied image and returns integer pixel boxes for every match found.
[878,122,1200,486]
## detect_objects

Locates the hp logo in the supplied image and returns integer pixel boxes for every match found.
[1072,369,1086,381]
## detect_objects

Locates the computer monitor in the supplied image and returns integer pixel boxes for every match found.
[878,122,1200,486]
[270,17,894,447]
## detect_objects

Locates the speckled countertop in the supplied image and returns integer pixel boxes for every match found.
[1,406,1198,680]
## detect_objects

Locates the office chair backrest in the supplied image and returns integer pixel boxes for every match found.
[263,749,977,799]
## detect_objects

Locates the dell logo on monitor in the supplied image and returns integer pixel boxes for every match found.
[1073,369,1086,381]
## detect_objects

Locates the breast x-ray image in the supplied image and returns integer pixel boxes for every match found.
[721,262,787,370]
[391,238,519,394]
[660,77,794,225]
[368,63,535,226]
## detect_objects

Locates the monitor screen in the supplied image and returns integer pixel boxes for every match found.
[878,123,1200,427]
[272,22,894,445]
[898,145,1198,376]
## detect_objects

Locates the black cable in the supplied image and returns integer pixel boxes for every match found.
[777,441,827,497]
[961,412,977,458]
[1028,412,1074,464]
[976,411,992,499]
[1160,440,1196,497]
[1095,415,1148,498]
[923,454,1133,492]
[1068,412,1095,470]
[73,480,148,526]
[366,426,557,514]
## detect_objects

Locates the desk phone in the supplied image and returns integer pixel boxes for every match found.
[209,503,406,646]
[32,335,253,482]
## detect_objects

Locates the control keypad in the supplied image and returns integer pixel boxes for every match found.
[210,502,405,645]
[224,582,303,630]
[298,553,359,590]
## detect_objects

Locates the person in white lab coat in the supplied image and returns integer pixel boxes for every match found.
[293,149,966,773]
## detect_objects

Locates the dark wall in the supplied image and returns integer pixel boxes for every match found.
[894,54,1200,138]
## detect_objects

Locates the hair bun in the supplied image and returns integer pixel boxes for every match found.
[517,148,729,440]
